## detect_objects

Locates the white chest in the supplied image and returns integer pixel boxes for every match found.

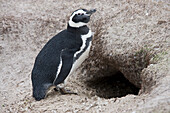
[68,30,92,77]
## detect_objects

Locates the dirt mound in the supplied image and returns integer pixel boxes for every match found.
[0,0,170,112]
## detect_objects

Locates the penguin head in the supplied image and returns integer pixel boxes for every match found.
[68,9,96,28]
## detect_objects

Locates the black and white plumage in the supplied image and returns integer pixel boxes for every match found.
[31,9,96,101]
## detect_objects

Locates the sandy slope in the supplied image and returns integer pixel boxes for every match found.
[0,0,170,113]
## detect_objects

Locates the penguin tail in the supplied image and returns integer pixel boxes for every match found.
[32,83,52,101]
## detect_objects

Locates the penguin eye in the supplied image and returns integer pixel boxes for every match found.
[78,13,81,15]
[81,13,84,15]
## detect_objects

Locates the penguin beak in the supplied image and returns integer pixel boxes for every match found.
[87,9,96,15]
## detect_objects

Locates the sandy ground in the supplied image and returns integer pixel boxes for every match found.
[0,0,170,113]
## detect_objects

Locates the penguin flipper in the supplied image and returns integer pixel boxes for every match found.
[53,49,75,86]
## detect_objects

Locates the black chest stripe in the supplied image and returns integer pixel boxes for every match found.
[73,36,92,62]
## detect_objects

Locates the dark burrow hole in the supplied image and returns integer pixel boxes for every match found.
[86,71,140,99]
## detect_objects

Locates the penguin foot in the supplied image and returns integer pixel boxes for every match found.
[54,87,77,95]
[54,87,59,91]
[60,88,77,95]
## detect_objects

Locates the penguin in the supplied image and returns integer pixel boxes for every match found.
[31,9,96,101]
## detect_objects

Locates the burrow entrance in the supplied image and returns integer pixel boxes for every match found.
[86,71,140,99]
